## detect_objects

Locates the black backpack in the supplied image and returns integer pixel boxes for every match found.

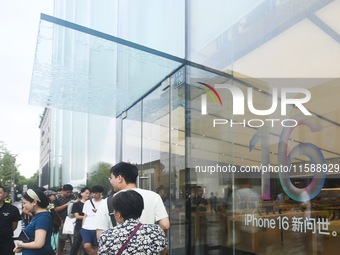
[107,195,117,227]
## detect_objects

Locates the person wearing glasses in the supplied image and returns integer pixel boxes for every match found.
[95,162,170,240]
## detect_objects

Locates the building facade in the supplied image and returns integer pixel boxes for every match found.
[32,0,340,254]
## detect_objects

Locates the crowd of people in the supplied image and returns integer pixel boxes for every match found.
[0,162,170,255]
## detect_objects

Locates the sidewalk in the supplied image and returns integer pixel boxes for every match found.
[60,239,72,255]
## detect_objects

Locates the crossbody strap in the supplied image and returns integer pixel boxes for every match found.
[117,223,142,255]
[89,198,96,209]
[89,198,98,213]
[107,196,117,227]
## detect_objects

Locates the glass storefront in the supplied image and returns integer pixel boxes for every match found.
[31,5,340,253]
[118,65,340,254]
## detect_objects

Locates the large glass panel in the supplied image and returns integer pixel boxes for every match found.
[121,102,142,165]
[187,62,340,254]
[186,66,233,255]
[170,68,186,254]
[187,0,340,79]
[117,0,185,58]
[30,14,183,117]
[140,79,171,248]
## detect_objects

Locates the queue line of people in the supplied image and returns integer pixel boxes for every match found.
[4,161,170,255]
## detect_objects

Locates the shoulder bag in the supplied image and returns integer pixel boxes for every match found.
[116,223,142,255]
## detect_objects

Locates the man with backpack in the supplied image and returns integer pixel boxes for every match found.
[95,162,170,240]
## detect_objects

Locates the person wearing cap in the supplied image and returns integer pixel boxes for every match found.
[44,190,57,208]
[0,185,21,255]
[54,184,77,255]
[13,188,59,255]
[44,189,57,199]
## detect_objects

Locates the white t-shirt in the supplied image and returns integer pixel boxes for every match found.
[82,198,105,230]
[95,188,168,231]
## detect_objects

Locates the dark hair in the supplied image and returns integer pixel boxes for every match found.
[112,190,144,220]
[91,185,104,193]
[80,187,90,193]
[110,162,138,184]
[23,189,50,208]
[79,187,90,198]
[23,189,61,233]
[0,186,7,193]
[62,184,73,191]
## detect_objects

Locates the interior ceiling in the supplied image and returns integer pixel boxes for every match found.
[230,0,340,78]
[186,0,340,169]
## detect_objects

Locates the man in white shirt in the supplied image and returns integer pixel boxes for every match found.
[81,185,105,255]
[95,162,170,239]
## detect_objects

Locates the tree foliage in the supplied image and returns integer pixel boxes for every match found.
[87,161,113,196]
[0,142,38,199]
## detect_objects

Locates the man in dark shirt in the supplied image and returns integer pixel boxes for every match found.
[54,184,76,255]
[0,185,21,255]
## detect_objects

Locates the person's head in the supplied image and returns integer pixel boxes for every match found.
[197,186,204,197]
[111,190,144,223]
[23,188,50,213]
[44,190,57,202]
[80,187,91,200]
[235,178,252,188]
[0,186,7,202]
[109,162,138,191]
[91,185,104,201]
[61,184,73,198]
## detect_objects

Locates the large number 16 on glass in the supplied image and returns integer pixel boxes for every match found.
[250,117,326,202]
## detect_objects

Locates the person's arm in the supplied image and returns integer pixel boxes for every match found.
[154,193,170,231]
[74,212,84,220]
[95,198,111,240]
[55,201,70,212]
[11,221,18,231]
[13,229,47,252]
[82,213,87,226]
[160,248,168,255]
[96,229,103,241]
[157,217,170,231]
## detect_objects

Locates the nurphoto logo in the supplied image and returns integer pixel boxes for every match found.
[196,82,312,128]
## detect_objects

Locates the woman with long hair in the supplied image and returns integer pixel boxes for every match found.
[13,188,59,255]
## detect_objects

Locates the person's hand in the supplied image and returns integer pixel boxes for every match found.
[13,241,23,253]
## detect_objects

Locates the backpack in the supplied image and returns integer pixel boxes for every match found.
[107,195,117,227]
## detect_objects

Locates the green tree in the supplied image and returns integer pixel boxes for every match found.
[87,161,112,196]
[0,142,23,200]
[25,171,40,189]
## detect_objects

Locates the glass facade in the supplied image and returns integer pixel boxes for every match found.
[116,65,340,254]
[31,1,340,254]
